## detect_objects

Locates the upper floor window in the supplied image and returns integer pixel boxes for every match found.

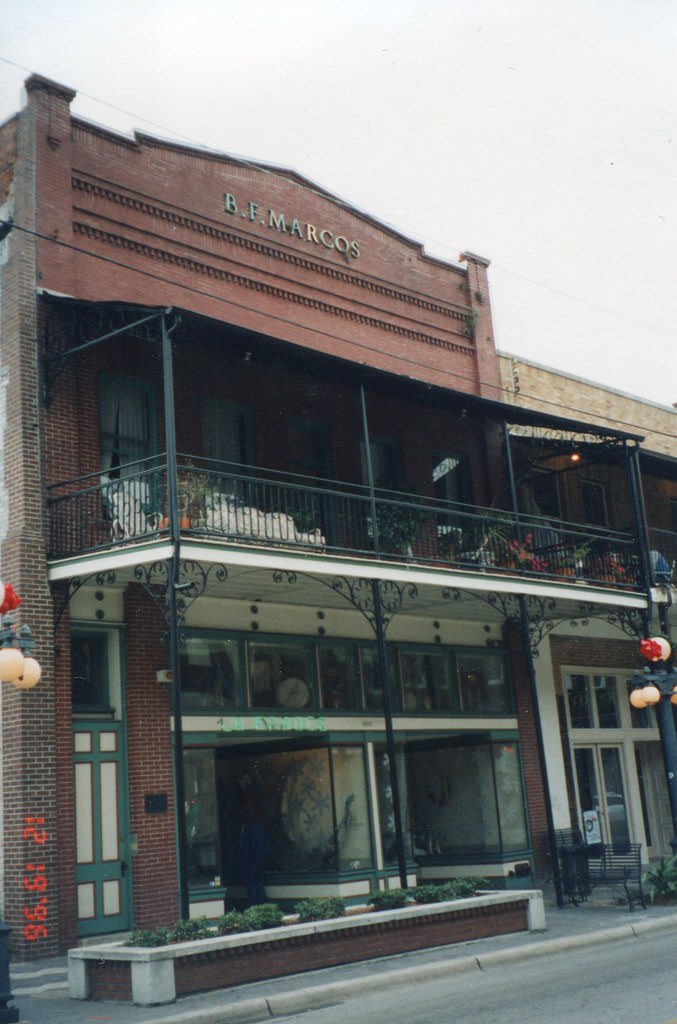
[178,631,513,718]
[288,419,330,479]
[581,479,609,527]
[361,437,403,492]
[521,470,561,519]
[400,650,454,712]
[201,398,253,470]
[432,453,471,506]
[565,674,620,728]
[99,375,155,476]
[180,635,241,709]
[71,632,110,712]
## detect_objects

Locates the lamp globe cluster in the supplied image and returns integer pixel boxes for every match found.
[0,582,41,690]
[629,636,676,709]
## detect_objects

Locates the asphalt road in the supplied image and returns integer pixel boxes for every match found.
[276,930,677,1024]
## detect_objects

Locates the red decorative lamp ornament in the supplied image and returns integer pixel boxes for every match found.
[0,582,41,689]
[639,636,672,662]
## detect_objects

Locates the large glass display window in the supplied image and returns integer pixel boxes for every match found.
[375,745,412,863]
[216,743,373,886]
[407,738,528,857]
[184,747,220,886]
[180,635,241,709]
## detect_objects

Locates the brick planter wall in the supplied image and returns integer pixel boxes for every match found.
[70,891,542,1006]
[171,901,527,996]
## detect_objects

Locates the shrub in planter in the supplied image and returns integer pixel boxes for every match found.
[168,917,212,942]
[241,903,285,930]
[126,927,171,948]
[216,909,247,935]
[410,878,488,904]
[369,888,409,911]
[294,896,346,922]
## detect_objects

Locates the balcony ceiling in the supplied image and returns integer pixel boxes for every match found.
[49,539,647,632]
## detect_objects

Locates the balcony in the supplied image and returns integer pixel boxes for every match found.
[47,456,643,590]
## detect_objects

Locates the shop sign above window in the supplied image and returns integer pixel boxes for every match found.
[217,714,328,735]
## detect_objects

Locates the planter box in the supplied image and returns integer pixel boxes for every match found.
[68,890,545,1006]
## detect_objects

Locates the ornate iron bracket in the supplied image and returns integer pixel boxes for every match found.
[606,605,645,640]
[442,586,641,656]
[133,559,228,630]
[273,571,418,636]
[53,570,117,632]
[43,301,178,405]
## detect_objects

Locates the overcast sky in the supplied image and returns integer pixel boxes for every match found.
[1,0,675,417]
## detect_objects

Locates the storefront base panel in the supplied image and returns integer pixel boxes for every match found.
[418,856,534,889]
[71,891,540,1005]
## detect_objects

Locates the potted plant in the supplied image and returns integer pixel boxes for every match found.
[177,465,213,527]
[375,486,426,555]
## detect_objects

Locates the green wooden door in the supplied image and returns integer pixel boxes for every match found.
[73,723,132,936]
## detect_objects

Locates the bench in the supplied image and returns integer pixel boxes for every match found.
[585,842,646,910]
[552,829,646,910]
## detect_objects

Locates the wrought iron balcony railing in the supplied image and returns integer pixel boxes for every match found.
[47,455,643,589]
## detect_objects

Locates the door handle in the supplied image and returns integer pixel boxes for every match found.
[120,859,128,877]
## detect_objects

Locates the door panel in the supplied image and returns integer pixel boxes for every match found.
[574,744,631,846]
[636,741,673,857]
[74,724,131,936]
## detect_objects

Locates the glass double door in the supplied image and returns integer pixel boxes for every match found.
[574,745,631,847]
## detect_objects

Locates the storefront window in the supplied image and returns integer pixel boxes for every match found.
[456,651,511,714]
[180,635,241,708]
[184,748,220,886]
[493,742,529,850]
[408,739,528,856]
[400,650,455,712]
[359,646,381,709]
[217,744,373,884]
[318,644,357,710]
[248,641,314,710]
[331,747,372,870]
[375,746,411,863]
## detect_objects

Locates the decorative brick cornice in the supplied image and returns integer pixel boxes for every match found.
[71,176,469,324]
[72,220,475,356]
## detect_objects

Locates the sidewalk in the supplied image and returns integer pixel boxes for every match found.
[9,890,677,1024]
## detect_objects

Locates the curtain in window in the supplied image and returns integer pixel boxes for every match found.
[100,382,150,477]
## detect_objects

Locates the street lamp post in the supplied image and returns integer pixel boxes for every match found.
[628,636,677,857]
[0,582,42,1024]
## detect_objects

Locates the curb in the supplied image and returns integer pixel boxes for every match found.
[122,913,677,1024]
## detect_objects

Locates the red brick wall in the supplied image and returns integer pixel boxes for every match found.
[123,585,178,928]
[0,84,60,960]
[21,74,497,400]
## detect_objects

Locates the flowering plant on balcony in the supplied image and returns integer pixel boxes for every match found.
[504,533,549,573]
[588,554,627,583]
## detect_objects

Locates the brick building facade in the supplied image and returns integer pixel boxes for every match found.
[0,75,673,959]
